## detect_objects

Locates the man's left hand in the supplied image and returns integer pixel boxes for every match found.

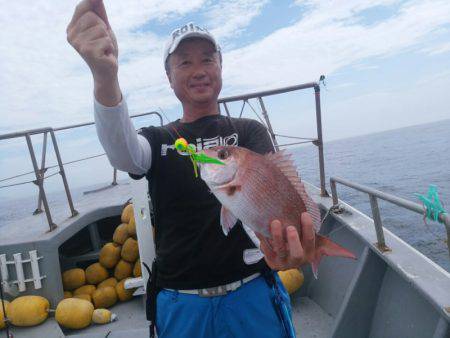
[256,212,315,270]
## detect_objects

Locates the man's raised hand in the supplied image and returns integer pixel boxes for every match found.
[67,0,121,105]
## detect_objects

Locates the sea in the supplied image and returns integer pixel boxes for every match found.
[292,119,450,272]
[1,119,450,271]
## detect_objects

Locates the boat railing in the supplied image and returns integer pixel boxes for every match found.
[0,112,163,231]
[218,81,327,197]
[330,176,450,257]
[0,80,328,232]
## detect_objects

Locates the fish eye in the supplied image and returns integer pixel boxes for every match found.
[217,149,229,160]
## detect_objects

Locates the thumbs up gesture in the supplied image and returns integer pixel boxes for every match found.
[67,0,121,105]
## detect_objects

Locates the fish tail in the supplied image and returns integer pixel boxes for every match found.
[310,234,356,279]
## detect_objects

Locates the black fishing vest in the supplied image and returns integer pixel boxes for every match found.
[132,114,274,289]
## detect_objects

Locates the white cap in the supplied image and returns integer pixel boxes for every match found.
[163,22,220,66]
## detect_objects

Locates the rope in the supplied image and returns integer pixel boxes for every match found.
[415,185,447,224]
[238,100,247,118]
[245,100,266,125]
[0,170,36,183]
[0,179,35,189]
[273,134,316,141]
[0,153,107,188]
[0,169,62,189]
[278,141,313,147]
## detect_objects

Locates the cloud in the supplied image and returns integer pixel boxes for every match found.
[0,0,207,132]
[2,0,449,133]
[222,0,450,93]
[1,0,450,199]
[0,0,450,132]
[204,0,269,41]
[420,41,450,55]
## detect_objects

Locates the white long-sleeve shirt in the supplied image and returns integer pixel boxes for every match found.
[94,98,152,175]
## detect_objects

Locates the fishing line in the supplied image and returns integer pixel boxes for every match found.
[158,107,180,142]
[156,107,224,177]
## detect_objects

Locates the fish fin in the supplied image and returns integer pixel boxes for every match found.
[311,260,320,279]
[221,206,238,236]
[297,182,322,231]
[266,150,300,180]
[311,234,357,278]
[266,151,322,230]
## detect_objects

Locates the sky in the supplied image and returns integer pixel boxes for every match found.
[1,0,450,199]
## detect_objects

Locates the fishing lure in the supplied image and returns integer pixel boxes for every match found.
[174,138,224,177]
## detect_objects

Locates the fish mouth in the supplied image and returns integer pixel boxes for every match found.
[201,163,237,188]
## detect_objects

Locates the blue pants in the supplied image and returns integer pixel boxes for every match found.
[156,274,295,338]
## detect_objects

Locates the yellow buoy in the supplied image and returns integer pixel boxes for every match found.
[278,268,304,295]
[63,291,72,299]
[92,308,117,324]
[74,285,96,297]
[121,238,139,263]
[0,299,10,329]
[99,242,122,269]
[74,294,92,303]
[116,279,134,302]
[55,298,94,329]
[114,260,133,280]
[126,217,136,237]
[133,259,142,277]
[98,277,118,289]
[92,287,117,309]
[85,263,109,285]
[121,203,134,223]
[62,268,86,291]
[8,296,49,327]
[113,223,129,245]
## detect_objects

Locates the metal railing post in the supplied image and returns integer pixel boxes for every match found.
[257,97,279,151]
[112,168,118,186]
[369,195,389,251]
[25,134,56,231]
[223,102,231,117]
[330,178,339,206]
[314,84,328,197]
[34,132,48,215]
[49,130,78,217]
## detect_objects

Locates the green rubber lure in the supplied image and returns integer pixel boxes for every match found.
[174,138,224,177]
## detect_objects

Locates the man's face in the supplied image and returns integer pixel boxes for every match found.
[167,38,222,107]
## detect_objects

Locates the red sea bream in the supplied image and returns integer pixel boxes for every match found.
[199,146,356,276]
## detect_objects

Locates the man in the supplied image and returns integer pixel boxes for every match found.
[67,1,316,337]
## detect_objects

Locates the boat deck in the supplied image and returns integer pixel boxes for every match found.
[2,179,450,337]
[293,297,334,338]
[5,293,334,338]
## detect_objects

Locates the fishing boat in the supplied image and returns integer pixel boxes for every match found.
[1,80,449,338]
